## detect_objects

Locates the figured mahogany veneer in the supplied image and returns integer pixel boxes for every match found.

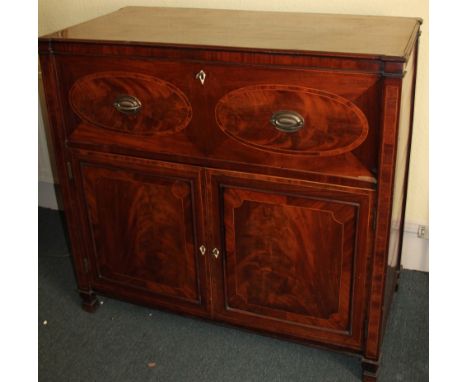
[53,54,381,186]
[216,85,369,156]
[69,71,192,135]
[39,7,421,382]
[208,169,373,350]
[75,151,209,315]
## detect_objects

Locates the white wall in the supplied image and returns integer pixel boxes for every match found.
[38,0,428,271]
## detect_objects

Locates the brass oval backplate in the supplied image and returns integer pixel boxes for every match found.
[270,110,304,133]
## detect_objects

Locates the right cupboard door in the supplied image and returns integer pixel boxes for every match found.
[207,169,374,350]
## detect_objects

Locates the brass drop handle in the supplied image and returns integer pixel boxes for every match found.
[212,248,220,259]
[199,245,206,256]
[270,110,304,133]
[113,95,142,114]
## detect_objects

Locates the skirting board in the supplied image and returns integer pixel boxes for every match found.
[37,181,429,272]
[38,181,62,210]
[401,224,429,272]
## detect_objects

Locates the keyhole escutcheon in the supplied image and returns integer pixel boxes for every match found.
[196,70,206,85]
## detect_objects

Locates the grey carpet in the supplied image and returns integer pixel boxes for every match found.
[38,207,428,382]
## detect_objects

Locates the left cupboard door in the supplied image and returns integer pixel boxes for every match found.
[70,150,211,317]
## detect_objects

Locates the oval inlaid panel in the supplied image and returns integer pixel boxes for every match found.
[69,71,192,135]
[215,85,368,156]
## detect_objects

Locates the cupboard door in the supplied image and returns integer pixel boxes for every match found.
[72,150,210,317]
[207,169,373,350]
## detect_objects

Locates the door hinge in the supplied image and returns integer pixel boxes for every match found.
[83,258,89,273]
[66,161,73,180]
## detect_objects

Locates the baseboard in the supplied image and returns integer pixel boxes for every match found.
[38,181,62,210]
[401,223,429,272]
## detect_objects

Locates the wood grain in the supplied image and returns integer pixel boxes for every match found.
[39,52,95,305]
[53,54,379,186]
[69,71,192,135]
[216,84,368,156]
[208,169,374,350]
[38,40,388,74]
[84,167,198,300]
[364,81,402,366]
[72,150,211,316]
[225,191,352,324]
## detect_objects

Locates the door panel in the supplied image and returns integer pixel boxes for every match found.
[72,150,210,316]
[208,169,373,350]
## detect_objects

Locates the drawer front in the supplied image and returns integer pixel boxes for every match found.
[207,169,374,350]
[215,84,368,156]
[57,55,380,185]
[55,55,207,155]
[206,64,380,181]
[69,71,192,136]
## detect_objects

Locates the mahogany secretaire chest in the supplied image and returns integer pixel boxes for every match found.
[39,7,421,381]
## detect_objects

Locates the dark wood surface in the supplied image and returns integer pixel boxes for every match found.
[38,8,421,381]
[69,71,192,135]
[363,74,408,369]
[362,357,380,381]
[71,149,210,317]
[40,7,421,61]
[39,53,94,298]
[207,169,374,350]
[51,54,381,187]
[215,84,369,156]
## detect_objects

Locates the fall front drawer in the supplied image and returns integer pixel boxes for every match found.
[57,55,379,185]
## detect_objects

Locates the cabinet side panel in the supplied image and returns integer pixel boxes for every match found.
[365,36,420,362]
[383,43,418,332]
[39,50,92,293]
[365,80,402,361]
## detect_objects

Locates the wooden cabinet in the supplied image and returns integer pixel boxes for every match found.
[39,7,421,381]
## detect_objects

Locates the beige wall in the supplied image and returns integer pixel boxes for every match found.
[39,0,429,226]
